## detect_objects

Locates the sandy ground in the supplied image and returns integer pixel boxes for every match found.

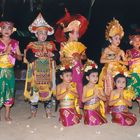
[0,82,140,140]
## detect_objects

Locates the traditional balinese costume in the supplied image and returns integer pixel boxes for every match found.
[83,61,107,125]
[127,31,140,98]
[24,13,57,115]
[99,19,126,96]
[99,19,128,113]
[59,82,81,127]
[111,89,136,126]
[0,22,18,107]
[83,85,107,125]
[56,64,81,126]
[55,9,89,108]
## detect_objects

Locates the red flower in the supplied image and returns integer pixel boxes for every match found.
[120,71,124,75]
[91,63,96,68]
[65,65,70,70]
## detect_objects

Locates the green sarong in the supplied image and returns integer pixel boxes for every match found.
[0,68,15,107]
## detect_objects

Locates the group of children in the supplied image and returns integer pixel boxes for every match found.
[0,9,140,127]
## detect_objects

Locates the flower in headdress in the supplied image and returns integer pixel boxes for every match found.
[28,13,54,35]
[84,60,98,72]
[113,69,130,78]
[59,64,73,71]
[0,21,16,33]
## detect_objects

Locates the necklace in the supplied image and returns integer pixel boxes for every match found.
[108,45,120,54]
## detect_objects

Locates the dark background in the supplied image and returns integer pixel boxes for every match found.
[0,0,140,67]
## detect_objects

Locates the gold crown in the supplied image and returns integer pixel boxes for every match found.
[105,18,124,40]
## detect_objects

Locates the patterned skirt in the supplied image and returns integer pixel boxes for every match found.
[59,108,81,127]
[111,106,137,126]
[84,109,107,126]
[128,73,140,97]
[0,68,15,107]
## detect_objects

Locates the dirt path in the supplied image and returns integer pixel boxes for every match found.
[0,90,140,140]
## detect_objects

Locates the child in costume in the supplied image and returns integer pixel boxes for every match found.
[0,21,22,121]
[56,64,81,127]
[82,61,107,125]
[55,8,89,108]
[24,13,58,119]
[99,18,128,113]
[126,29,140,112]
[109,73,136,126]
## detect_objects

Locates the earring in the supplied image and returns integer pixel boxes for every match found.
[130,40,133,44]
[109,39,112,43]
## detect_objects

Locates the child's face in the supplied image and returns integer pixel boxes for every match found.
[111,35,121,46]
[131,36,140,49]
[81,52,87,61]
[87,72,98,84]
[115,77,126,90]
[1,24,13,37]
[73,53,80,62]
[61,72,72,83]
[36,30,48,42]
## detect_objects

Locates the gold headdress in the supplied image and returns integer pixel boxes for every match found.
[105,18,124,40]
[28,13,54,35]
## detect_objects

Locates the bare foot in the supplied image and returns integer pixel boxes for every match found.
[46,113,52,119]
[5,117,12,122]
[27,115,36,119]
[27,113,37,119]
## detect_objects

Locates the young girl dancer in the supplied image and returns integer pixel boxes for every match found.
[82,61,107,125]
[99,18,128,113]
[0,21,22,121]
[109,73,137,126]
[127,29,140,97]
[56,64,81,127]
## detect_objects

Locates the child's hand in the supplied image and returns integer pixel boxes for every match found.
[35,52,42,57]
[66,86,71,93]
[10,52,17,58]
[121,93,124,100]
[119,92,124,100]
[94,87,99,97]
[5,46,12,54]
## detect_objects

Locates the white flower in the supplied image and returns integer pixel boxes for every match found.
[13,27,17,32]
[95,65,98,69]
[60,67,65,71]
[69,66,72,69]
[124,72,129,77]
[85,66,92,72]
